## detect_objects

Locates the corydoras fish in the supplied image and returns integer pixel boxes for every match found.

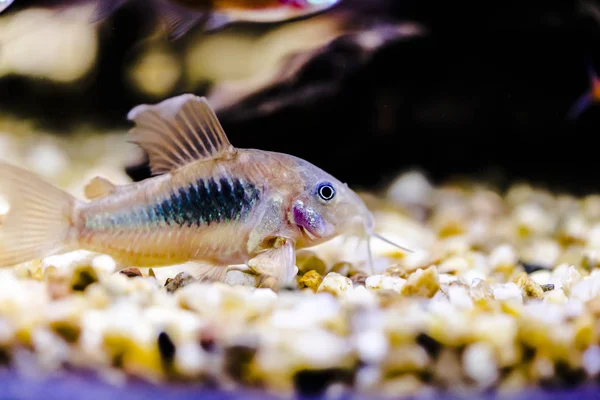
[0,0,341,39]
[0,94,408,289]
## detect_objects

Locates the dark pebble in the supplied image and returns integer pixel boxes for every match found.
[540,283,555,292]
[416,333,442,359]
[521,262,550,274]
[71,267,99,292]
[541,362,586,389]
[158,332,176,363]
[293,369,353,398]
[225,344,258,382]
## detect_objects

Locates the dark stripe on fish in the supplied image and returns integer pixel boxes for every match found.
[84,177,260,231]
[159,177,260,227]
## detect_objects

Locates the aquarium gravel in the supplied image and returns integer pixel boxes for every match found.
[3,129,600,398]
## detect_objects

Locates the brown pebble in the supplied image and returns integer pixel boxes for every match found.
[164,272,196,293]
[119,268,142,278]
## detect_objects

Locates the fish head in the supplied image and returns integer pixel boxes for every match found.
[286,157,374,247]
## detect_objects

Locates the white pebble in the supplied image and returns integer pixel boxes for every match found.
[488,244,518,269]
[293,330,350,368]
[387,171,433,206]
[529,270,552,286]
[354,330,388,364]
[583,346,600,376]
[447,285,473,309]
[43,250,96,270]
[26,142,69,180]
[491,283,522,302]
[365,275,406,293]
[92,255,117,274]
[343,285,377,307]
[459,269,487,286]
[175,342,206,376]
[463,343,499,386]
[570,276,600,302]
[513,203,554,236]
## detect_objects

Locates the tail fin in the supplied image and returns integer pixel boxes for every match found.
[0,162,77,267]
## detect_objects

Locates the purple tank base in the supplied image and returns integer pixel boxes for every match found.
[2,368,600,400]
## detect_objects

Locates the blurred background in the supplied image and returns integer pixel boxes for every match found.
[1,0,600,195]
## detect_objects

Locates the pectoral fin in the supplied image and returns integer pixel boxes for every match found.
[84,176,118,200]
[248,238,297,289]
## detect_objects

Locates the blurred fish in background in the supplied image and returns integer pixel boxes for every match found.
[0,0,342,38]
[1,0,600,195]
[567,58,600,120]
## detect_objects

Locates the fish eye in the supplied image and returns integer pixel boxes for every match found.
[317,182,336,201]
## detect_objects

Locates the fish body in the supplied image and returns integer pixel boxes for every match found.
[0,0,341,39]
[0,94,376,288]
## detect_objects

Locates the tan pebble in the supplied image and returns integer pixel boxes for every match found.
[47,278,72,300]
[349,270,368,286]
[164,272,196,293]
[298,270,322,293]
[295,251,327,276]
[512,272,544,299]
[574,313,596,350]
[469,279,494,305]
[382,345,430,373]
[432,349,463,386]
[379,374,424,397]
[331,262,352,276]
[438,257,469,274]
[497,367,528,394]
[529,353,555,380]
[401,266,440,298]
[318,272,352,296]
[385,264,413,279]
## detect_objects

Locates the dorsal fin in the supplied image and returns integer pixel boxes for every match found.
[84,176,117,200]
[127,94,237,175]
